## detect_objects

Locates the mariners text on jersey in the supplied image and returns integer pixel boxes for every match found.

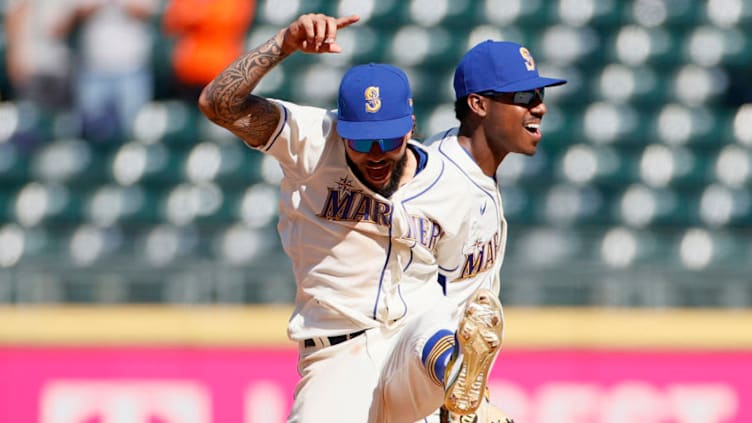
[459,231,501,280]
[317,178,443,254]
[317,177,392,225]
[403,214,442,253]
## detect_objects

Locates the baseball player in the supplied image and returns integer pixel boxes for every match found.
[198,12,541,423]
[198,12,502,422]
[374,41,567,423]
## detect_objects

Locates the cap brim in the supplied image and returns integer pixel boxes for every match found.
[492,76,567,93]
[336,114,413,140]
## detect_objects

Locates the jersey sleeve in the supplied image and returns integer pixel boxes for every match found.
[252,99,339,181]
[433,195,473,279]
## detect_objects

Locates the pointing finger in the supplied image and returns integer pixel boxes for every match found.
[335,14,360,29]
[322,15,358,53]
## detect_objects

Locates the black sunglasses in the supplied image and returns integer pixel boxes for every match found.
[481,88,545,107]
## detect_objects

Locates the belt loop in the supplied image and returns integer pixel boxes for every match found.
[309,336,328,348]
[302,330,366,350]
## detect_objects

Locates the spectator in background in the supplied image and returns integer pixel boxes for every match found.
[71,0,158,143]
[162,0,255,102]
[4,0,77,147]
[4,0,75,111]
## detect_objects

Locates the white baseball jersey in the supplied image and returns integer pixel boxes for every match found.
[256,99,446,342]
[372,127,509,423]
[394,127,507,307]
[255,100,507,422]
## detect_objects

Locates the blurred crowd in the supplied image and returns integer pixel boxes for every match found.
[2,0,256,145]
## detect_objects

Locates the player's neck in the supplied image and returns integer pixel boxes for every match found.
[457,134,499,178]
[399,146,419,188]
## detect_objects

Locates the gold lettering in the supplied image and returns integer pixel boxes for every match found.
[318,189,355,220]
[351,195,373,222]
[372,200,392,226]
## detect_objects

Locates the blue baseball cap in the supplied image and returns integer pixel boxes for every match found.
[454,40,567,99]
[337,63,414,140]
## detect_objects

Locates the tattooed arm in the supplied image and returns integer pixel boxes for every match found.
[198,13,360,148]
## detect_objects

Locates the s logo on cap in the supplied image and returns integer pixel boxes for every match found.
[519,47,536,71]
[364,86,381,113]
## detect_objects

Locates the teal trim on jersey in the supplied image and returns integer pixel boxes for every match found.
[437,138,500,208]
[400,155,445,203]
[410,144,428,174]
[456,141,499,183]
[262,103,288,152]
[438,274,447,295]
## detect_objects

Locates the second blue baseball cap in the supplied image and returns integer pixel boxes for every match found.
[337,63,414,140]
[454,40,567,99]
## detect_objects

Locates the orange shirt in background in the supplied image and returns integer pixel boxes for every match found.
[163,0,255,86]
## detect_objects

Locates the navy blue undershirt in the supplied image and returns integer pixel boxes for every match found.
[409,144,428,175]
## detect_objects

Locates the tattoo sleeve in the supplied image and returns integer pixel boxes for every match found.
[199,33,290,148]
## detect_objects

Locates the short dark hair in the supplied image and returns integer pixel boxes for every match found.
[454,96,470,121]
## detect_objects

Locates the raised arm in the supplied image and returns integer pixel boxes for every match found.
[197,13,360,148]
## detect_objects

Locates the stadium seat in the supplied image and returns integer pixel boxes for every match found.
[385,25,464,69]
[480,0,534,26]
[359,0,413,28]
[542,182,615,226]
[713,144,751,187]
[8,182,80,227]
[673,228,742,277]
[0,140,29,189]
[85,184,161,227]
[110,140,169,186]
[502,225,600,305]
[627,0,702,29]
[616,183,684,228]
[29,138,106,187]
[209,143,266,188]
[658,146,713,188]
[65,223,127,267]
[697,183,752,227]
[136,223,202,268]
[558,143,634,187]
[499,184,534,225]
[132,100,200,146]
[410,67,455,105]
[336,26,389,65]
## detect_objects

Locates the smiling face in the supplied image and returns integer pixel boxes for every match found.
[478,89,548,157]
[344,133,410,197]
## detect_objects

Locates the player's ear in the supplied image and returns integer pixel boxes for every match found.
[468,93,488,117]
